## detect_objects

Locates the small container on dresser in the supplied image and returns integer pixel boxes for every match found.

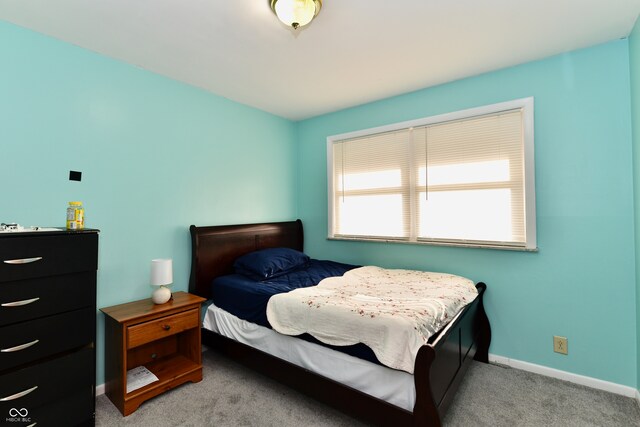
[0,229,99,427]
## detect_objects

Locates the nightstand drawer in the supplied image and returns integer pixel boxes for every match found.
[0,233,98,283]
[0,307,94,371]
[0,271,96,327]
[127,308,199,349]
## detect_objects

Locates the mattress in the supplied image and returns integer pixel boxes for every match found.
[203,303,416,411]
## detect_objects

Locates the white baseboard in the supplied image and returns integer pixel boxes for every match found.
[489,354,637,398]
[636,389,640,410]
[96,383,105,396]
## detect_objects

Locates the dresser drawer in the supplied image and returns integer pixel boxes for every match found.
[10,389,95,427]
[0,348,93,423]
[0,307,94,372]
[0,233,98,283]
[0,271,96,327]
[127,308,199,349]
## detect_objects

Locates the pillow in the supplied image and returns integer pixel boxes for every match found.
[233,247,309,281]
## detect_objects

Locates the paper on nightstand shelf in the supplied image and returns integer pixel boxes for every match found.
[126,366,159,393]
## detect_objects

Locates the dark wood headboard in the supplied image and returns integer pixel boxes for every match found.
[189,219,303,299]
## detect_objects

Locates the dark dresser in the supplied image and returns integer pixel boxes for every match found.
[0,229,98,426]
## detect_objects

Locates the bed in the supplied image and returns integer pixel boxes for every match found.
[189,219,491,426]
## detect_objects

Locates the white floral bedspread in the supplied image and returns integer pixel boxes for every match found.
[266,266,478,373]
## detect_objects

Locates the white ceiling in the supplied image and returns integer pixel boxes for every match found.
[1,1,640,120]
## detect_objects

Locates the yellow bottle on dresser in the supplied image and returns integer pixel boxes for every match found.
[66,201,84,230]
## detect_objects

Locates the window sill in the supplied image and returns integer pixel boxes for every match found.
[327,236,538,252]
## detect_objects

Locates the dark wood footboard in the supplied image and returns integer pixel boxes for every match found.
[190,220,492,426]
[414,282,490,425]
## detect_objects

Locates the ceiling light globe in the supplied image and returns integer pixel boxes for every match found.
[271,0,322,30]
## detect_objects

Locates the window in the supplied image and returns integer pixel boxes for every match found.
[327,98,536,250]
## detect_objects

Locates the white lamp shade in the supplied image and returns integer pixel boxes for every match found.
[151,259,173,286]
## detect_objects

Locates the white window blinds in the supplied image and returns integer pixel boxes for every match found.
[333,129,411,239]
[328,98,536,250]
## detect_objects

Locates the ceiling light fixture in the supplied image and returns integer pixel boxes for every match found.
[270,0,322,30]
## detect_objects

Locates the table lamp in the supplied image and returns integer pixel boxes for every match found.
[151,258,173,304]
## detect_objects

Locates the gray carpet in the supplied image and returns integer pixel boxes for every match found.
[96,348,640,426]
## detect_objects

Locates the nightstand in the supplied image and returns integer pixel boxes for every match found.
[100,291,206,416]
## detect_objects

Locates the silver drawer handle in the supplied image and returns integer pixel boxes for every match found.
[1,297,40,307]
[1,339,40,353]
[0,386,38,401]
[3,257,43,265]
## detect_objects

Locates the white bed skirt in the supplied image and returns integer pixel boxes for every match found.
[203,303,416,411]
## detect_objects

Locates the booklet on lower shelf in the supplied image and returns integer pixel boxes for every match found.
[126,366,159,393]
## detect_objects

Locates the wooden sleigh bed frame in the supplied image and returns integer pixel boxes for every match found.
[189,219,491,426]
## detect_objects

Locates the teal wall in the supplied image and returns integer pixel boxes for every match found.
[630,16,640,392]
[0,22,297,385]
[2,20,639,391]
[297,41,637,387]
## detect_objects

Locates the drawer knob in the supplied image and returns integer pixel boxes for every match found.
[3,257,43,265]
[1,339,40,353]
[162,324,171,331]
[0,386,38,402]
[1,297,40,307]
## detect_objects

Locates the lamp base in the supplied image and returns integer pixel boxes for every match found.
[152,286,172,304]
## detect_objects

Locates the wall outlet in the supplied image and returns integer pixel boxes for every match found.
[553,336,568,355]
